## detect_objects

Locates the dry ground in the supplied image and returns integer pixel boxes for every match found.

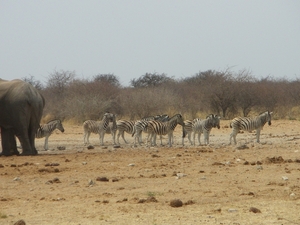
[1,120,300,225]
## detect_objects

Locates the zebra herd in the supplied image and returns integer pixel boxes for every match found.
[35,110,273,150]
[81,110,272,147]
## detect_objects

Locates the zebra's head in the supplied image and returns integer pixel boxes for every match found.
[267,111,273,125]
[213,115,221,129]
[56,120,65,133]
[175,114,185,126]
[103,112,116,122]
[206,114,221,129]
[48,119,65,133]
[259,111,272,126]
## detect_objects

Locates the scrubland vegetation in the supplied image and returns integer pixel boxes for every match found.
[23,69,300,123]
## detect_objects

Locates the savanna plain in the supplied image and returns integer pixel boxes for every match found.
[1,119,300,225]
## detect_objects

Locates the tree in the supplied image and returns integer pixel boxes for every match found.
[22,75,43,90]
[93,74,121,87]
[130,73,174,88]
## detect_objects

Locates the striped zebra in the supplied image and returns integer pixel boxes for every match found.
[83,112,116,146]
[147,114,185,147]
[182,118,201,145]
[36,119,65,150]
[229,111,273,144]
[115,120,136,145]
[191,114,220,145]
[105,121,118,144]
[132,114,170,146]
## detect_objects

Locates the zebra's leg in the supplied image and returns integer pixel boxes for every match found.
[112,131,116,145]
[204,131,209,145]
[197,132,201,146]
[121,131,128,144]
[138,130,144,145]
[84,132,91,145]
[99,131,104,146]
[187,131,193,145]
[192,132,196,146]
[230,129,238,145]
[168,133,172,147]
[160,135,163,146]
[256,129,261,143]
[151,133,157,146]
[116,130,121,145]
[44,135,49,150]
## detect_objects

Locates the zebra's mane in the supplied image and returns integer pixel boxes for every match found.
[259,111,270,116]
[169,114,182,120]
[45,119,61,124]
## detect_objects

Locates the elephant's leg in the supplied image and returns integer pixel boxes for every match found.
[15,127,35,155]
[0,128,19,156]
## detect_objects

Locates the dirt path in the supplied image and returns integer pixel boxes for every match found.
[1,120,300,225]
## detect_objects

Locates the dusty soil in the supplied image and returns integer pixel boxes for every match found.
[1,120,300,225]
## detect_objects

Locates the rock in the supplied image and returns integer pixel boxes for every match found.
[96,177,109,182]
[249,207,261,213]
[57,146,66,150]
[14,220,26,225]
[87,145,94,149]
[170,199,183,207]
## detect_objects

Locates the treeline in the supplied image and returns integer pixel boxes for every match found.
[23,69,300,123]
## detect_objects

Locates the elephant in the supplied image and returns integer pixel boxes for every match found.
[0,79,45,156]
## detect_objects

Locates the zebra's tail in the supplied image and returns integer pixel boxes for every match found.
[132,127,136,137]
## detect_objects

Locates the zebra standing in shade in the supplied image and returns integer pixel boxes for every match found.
[83,112,116,146]
[36,119,65,150]
[229,111,273,145]
[147,114,185,147]
[191,114,220,146]
[132,114,169,146]
[182,118,201,146]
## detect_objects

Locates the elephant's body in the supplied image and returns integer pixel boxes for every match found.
[0,79,45,156]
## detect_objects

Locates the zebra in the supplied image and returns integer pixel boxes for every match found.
[83,112,116,146]
[191,114,220,146]
[105,121,118,144]
[132,114,170,146]
[147,114,185,147]
[36,119,65,150]
[115,120,136,145]
[229,111,273,145]
[182,118,201,146]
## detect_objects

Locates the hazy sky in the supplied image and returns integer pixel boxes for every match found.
[1,1,300,87]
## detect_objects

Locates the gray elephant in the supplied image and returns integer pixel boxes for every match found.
[0,79,45,156]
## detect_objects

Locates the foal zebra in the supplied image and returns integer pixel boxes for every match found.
[229,111,273,144]
[36,119,65,150]
[191,114,220,145]
[83,112,116,146]
[147,114,185,147]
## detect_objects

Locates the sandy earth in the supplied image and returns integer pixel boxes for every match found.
[1,119,300,225]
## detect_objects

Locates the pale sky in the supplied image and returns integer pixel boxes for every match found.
[1,0,300,87]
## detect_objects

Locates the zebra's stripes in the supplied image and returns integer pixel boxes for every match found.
[192,114,220,145]
[36,119,65,150]
[182,118,201,145]
[105,121,118,144]
[83,112,116,146]
[115,120,136,145]
[229,111,273,144]
[147,114,185,147]
[132,114,170,146]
